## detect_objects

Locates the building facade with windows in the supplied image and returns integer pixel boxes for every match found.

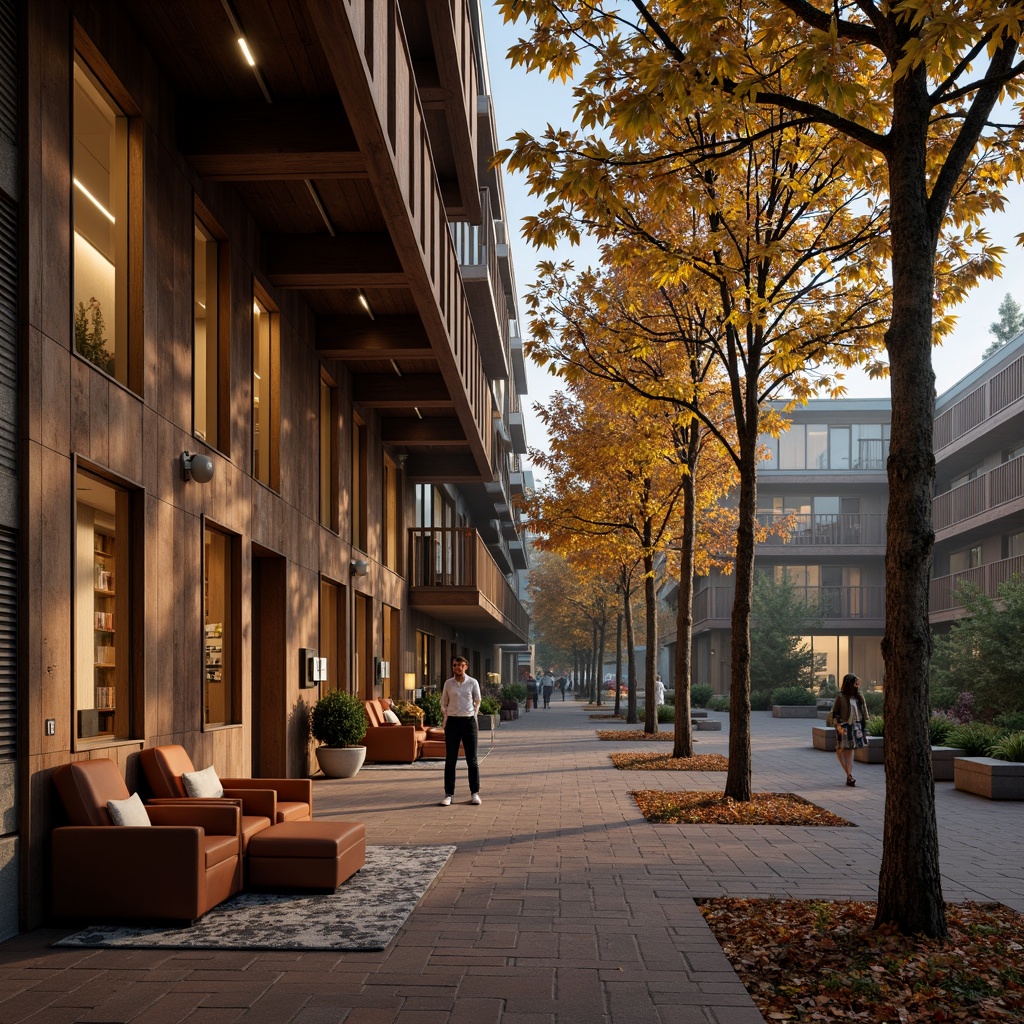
[930,332,1024,630]
[5,0,531,936]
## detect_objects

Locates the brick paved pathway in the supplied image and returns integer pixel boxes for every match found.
[2,704,1021,1024]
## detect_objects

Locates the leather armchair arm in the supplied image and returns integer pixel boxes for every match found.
[147,801,240,837]
[363,724,420,762]
[52,825,207,922]
[219,776,313,809]
[148,790,276,822]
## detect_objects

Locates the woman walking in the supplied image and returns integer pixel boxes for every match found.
[831,673,867,787]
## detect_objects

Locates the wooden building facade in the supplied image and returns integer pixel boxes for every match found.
[3,0,531,935]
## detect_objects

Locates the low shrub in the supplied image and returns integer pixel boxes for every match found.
[416,691,443,727]
[750,689,772,711]
[988,730,1024,762]
[690,683,714,708]
[310,689,368,747]
[865,715,884,737]
[478,696,501,716]
[817,676,839,697]
[709,695,730,712]
[994,710,1024,733]
[657,704,675,723]
[392,699,424,725]
[863,691,884,715]
[928,715,954,746]
[929,684,958,712]
[770,686,816,706]
[501,683,526,705]
[947,721,1003,757]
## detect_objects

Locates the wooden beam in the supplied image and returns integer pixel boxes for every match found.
[183,100,366,180]
[405,454,482,482]
[265,233,405,288]
[380,417,467,445]
[316,316,433,359]
[353,374,452,408]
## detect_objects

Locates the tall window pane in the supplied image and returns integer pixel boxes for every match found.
[319,376,336,527]
[779,425,805,469]
[75,471,132,741]
[253,296,279,488]
[204,525,238,727]
[73,58,128,382]
[806,426,827,469]
[352,416,367,550]
[193,218,220,448]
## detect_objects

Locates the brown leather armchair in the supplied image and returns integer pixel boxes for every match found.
[139,745,312,852]
[363,698,423,762]
[52,758,241,922]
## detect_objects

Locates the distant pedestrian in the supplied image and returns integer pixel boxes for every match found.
[525,674,538,712]
[831,673,867,787]
[539,669,554,708]
[556,675,568,701]
[654,675,665,706]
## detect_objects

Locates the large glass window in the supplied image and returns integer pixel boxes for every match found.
[75,470,134,741]
[203,524,239,727]
[253,294,279,488]
[73,57,129,382]
[383,455,399,571]
[193,215,225,449]
[779,424,805,469]
[1006,531,1024,558]
[352,416,367,550]
[949,545,983,575]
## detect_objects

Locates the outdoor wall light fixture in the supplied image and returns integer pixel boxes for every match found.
[180,450,215,484]
[403,672,417,693]
[350,558,369,577]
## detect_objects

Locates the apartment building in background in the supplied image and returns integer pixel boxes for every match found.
[2,0,531,937]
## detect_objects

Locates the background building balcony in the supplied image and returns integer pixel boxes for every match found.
[933,454,1024,535]
[756,512,886,547]
[693,584,885,628]
[929,554,1024,618]
[409,527,530,643]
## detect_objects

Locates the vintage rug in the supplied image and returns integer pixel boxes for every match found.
[360,747,492,770]
[54,844,455,952]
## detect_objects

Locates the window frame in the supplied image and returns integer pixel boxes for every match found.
[201,516,242,730]
[252,283,280,490]
[192,202,230,453]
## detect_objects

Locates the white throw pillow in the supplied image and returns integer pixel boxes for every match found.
[382,708,401,724]
[181,764,224,798]
[107,791,151,827]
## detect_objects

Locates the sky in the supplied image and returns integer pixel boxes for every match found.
[479,5,1024,468]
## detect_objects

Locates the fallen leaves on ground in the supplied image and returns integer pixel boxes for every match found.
[596,729,674,741]
[590,713,626,720]
[611,752,729,771]
[631,790,853,826]
[699,898,1024,1023]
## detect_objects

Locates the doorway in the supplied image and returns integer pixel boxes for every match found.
[252,546,287,776]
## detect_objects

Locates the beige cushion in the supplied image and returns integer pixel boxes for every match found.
[107,791,151,826]
[382,708,401,724]
[181,764,224,798]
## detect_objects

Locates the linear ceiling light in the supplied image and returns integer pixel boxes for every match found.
[358,290,375,320]
[220,0,273,103]
[238,37,256,66]
[73,178,115,223]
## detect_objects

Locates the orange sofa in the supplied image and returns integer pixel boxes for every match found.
[52,758,242,922]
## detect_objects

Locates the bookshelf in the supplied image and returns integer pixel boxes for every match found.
[93,532,116,735]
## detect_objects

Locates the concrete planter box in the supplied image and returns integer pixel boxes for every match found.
[691,710,708,718]
[692,719,723,731]
[499,708,519,721]
[930,746,967,782]
[954,756,1024,799]
[854,735,884,764]
[817,710,833,720]
[478,713,499,733]
[772,705,818,719]
[812,726,837,752]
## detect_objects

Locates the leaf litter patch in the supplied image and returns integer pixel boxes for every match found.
[632,790,853,826]
[611,751,728,771]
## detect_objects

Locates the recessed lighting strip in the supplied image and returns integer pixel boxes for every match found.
[220,0,273,103]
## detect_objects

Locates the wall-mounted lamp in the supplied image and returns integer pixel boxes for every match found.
[181,450,215,484]
[350,558,369,577]
[403,672,417,694]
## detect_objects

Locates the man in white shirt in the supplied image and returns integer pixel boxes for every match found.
[439,656,482,806]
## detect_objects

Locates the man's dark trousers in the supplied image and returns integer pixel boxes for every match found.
[444,716,480,796]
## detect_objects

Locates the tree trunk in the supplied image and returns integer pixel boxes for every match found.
[674,422,699,759]
[725,423,757,801]
[875,75,946,938]
[643,546,658,733]
[598,610,608,709]
[625,592,638,723]
[591,622,599,704]
[614,609,623,717]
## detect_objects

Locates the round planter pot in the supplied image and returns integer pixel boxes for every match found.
[315,745,366,778]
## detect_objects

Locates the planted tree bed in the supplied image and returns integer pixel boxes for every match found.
[699,898,1024,1024]
[631,791,852,826]
[610,752,728,771]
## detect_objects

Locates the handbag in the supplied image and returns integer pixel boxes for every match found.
[825,711,835,727]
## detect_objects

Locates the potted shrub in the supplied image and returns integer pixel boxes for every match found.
[392,699,425,726]
[310,689,368,778]
[478,696,500,733]
[416,691,443,727]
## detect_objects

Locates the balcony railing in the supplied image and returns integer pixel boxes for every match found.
[756,512,886,546]
[929,554,1024,613]
[693,585,885,625]
[408,527,529,640]
[934,350,1024,450]
[933,454,1024,531]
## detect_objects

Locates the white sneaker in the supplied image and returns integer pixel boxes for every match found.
[439,795,452,806]
[469,793,481,805]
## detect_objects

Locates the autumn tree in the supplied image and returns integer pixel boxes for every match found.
[529,376,686,729]
[498,0,1024,938]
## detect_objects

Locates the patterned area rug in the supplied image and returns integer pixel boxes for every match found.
[360,747,492,770]
[54,844,455,952]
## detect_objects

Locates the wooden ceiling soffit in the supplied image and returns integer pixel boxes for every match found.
[381,416,467,445]
[316,315,432,359]
[405,453,482,483]
[183,100,365,180]
[352,373,452,408]
[265,233,405,288]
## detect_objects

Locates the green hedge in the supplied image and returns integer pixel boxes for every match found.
[770,686,816,706]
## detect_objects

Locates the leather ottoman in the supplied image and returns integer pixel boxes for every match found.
[246,820,366,892]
